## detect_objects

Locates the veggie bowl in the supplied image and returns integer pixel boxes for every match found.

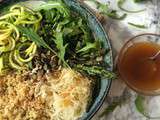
[0,0,113,120]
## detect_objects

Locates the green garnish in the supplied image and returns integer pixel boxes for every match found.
[0,5,41,72]
[53,32,69,67]
[18,26,56,55]
[135,95,160,119]
[106,10,127,20]
[90,0,127,20]
[34,1,69,17]
[135,95,146,116]
[128,22,147,29]
[118,0,146,13]
[76,41,99,53]
[76,65,116,79]
[9,51,25,70]
[0,1,115,79]
[134,0,150,3]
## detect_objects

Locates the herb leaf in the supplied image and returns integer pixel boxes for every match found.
[18,26,56,54]
[128,22,147,29]
[135,95,160,119]
[118,0,146,13]
[106,10,127,20]
[76,65,116,79]
[76,41,98,53]
[53,32,69,67]
[89,0,127,20]
[135,95,150,118]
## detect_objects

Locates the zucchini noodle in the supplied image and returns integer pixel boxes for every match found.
[0,37,15,52]
[9,51,25,70]
[15,42,37,63]
[0,56,3,72]
[0,21,19,41]
[0,5,42,73]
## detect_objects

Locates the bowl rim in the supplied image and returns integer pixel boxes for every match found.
[0,0,114,119]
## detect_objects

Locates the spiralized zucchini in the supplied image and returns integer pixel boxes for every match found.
[0,5,42,73]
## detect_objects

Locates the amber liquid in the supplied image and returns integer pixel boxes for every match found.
[118,42,160,92]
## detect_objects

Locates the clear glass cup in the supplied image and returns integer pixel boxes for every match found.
[117,33,160,95]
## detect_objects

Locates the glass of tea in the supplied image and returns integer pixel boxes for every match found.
[117,33,160,95]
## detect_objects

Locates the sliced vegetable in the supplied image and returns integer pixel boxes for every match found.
[0,29,12,41]
[128,22,147,29]
[9,52,25,70]
[0,56,3,73]
[14,50,24,66]
[89,0,127,20]
[76,42,98,53]
[118,0,146,13]
[0,37,15,53]
[14,12,42,25]
[25,42,37,56]
[106,10,127,20]
[135,95,160,119]
[10,5,42,25]
[0,21,20,41]
[0,12,21,20]
[0,5,42,72]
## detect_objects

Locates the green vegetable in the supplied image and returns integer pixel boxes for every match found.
[0,37,15,53]
[0,5,42,72]
[14,42,37,63]
[53,32,69,67]
[14,50,24,66]
[18,26,56,55]
[106,10,127,20]
[135,95,160,119]
[135,95,147,117]
[25,42,37,56]
[76,65,116,79]
[134,0,149,3]
[9,51,25,70]
[34,1,69,17]
[118,0,146,13]
[76,41,99,53]
[90,0,127,20]
[128,22,147,29]
[0,21,20,41]
[0,56,4,73]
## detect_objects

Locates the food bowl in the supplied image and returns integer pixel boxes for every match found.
[0,0,113,119]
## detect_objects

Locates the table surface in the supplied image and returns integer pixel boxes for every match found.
[83,0,160,120]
